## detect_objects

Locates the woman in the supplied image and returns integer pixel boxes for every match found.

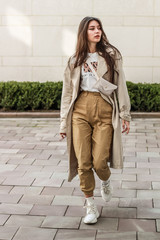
[60,16,131,224]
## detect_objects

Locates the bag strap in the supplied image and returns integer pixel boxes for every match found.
[86,58,99,81]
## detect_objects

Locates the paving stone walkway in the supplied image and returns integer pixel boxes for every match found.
[0,117,159,240]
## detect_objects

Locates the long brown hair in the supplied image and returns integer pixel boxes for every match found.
[73,16,122,82]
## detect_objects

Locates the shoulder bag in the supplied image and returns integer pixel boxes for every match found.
[86,58,117,96]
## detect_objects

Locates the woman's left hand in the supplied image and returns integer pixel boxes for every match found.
[122,120,130,134]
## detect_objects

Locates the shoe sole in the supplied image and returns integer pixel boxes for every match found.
[84,218,98,224]
[83,211,100,224]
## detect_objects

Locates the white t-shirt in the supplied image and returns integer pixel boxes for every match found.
[80,52,99,92]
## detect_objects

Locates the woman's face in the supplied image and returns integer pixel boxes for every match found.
[87,20,102,44]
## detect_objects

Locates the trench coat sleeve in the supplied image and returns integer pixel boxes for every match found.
[116,58,131,122]
[60,62,73,133]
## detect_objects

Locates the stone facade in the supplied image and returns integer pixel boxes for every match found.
[0,0,159,83]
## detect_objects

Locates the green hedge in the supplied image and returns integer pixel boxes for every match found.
[0,81,62,111]
[0,81,159,111]
[127,82,160,112]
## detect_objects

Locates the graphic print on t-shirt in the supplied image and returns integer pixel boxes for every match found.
[80,52,99,91]
[83,62,98,73]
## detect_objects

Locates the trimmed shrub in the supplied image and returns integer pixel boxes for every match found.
[127,81,160,112]
[0,81,62,111]
[0,81,159,112]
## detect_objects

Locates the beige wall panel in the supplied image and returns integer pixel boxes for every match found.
[62,16,86,26]
[153,68,160,83]
[0,0,31,15]
[155,17,160,26]
[94,0,153,16]
[0,0,158,83]
[32,0,92,15]
[31,16,62,26]
[155,0,160,16]
[3,57,62,66]
[2,16,62,26]
[33,26,77,57]
[0,67,32,82]
[0,26,32,56]
[124,16,160,27]
[104,27,153,56]
[154,27,160,56]
[97,16,123,26]
[124,57,160,67]
[2,16,31,26]
[33,67,64,82]
[123,16,156,26]
[124,67,152,83]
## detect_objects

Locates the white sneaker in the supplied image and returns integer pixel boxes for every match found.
[83,198,99,224]
[101,180,112,202]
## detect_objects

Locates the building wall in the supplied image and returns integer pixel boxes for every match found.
[0,0,160,83]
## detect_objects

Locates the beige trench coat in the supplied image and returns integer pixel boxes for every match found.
[60,50,131,182]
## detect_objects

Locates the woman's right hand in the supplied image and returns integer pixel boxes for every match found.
[60,133,67,139]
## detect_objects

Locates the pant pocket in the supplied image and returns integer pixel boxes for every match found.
[98,98,112,119]
[73,92,87,112]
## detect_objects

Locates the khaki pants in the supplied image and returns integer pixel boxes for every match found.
[72,91,113,196]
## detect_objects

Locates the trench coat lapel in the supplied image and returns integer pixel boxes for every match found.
[71,66,81,96]
[97,53,119,77]
[97,54,108,77]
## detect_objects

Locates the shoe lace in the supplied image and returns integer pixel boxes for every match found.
[101,183,111,194]
[83,204,97,214]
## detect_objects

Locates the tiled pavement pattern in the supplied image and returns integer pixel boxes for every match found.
[0,118,159,240]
